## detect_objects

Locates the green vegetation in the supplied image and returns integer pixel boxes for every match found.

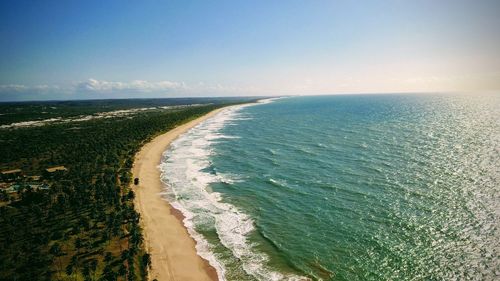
[0,99,252,281]
[0,97,252,125]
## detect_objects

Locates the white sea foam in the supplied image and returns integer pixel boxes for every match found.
[159,99,307,281]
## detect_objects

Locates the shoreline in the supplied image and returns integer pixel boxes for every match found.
[132,108,227,281]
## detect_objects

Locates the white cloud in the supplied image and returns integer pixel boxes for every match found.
[0,84,28,92]
[0,84,65,101]
[76,78,185,93]
[0,84,60,92]
[0,78,265,101]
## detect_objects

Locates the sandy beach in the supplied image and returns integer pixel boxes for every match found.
[132,108,225,281]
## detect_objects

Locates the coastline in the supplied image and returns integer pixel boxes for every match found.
[132,108,226,281]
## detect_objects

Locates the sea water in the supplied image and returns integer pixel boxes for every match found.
[160,94,499,280]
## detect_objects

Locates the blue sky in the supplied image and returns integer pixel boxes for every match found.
[1,0,499,101]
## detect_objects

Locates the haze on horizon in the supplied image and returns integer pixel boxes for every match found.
[1,0,499,101]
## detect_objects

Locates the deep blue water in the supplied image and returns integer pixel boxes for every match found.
[161,94,499,280]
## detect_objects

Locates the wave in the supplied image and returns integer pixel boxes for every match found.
[159,100,306,281]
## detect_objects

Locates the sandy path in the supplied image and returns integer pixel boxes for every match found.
[132,108,225,281]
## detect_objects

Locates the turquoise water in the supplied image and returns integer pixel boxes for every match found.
[161,94,499,280]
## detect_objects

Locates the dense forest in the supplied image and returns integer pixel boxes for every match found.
[0,98,253,281]
[0,97,253,125]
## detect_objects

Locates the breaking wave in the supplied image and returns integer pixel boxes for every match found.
[159,99,306,281]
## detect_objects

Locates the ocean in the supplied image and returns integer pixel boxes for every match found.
[160,94,499,281]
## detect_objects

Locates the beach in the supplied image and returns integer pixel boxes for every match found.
[132,108,225,281]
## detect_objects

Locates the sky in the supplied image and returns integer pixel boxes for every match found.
[0,0,499,101]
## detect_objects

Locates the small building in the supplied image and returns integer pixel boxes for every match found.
[1,169,22,181]
[27,182,50,190]
[28,175,41,181]
[1,169,22,175]
[46,166,68,173]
